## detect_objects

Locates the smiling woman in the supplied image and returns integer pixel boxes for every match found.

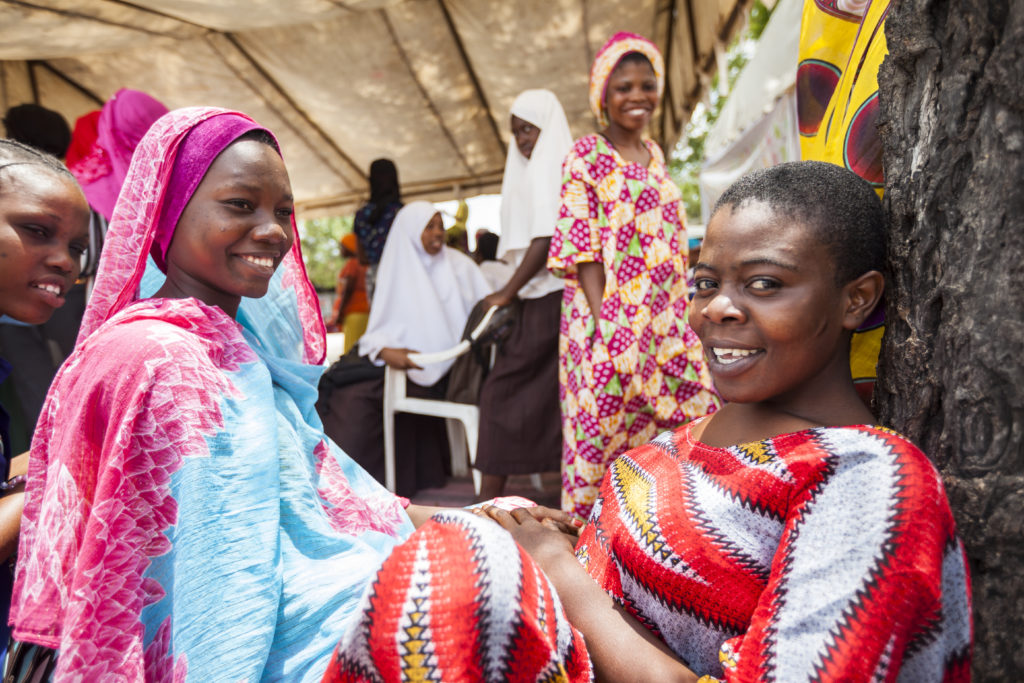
[9,109,417,681]
[0,145,89,326]
[547,32,720,519]
[0,138,90,664]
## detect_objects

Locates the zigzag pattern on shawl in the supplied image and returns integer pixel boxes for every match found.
[324,511,592,682]
[758,427,910,682]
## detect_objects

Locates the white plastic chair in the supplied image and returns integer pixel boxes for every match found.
[324,332,346,366]
[381,306,501,493]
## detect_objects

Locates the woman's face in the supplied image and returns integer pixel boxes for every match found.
[510,115,541,159]
[0,166,89,324]
[604,59,658,133]
[420,212,445,255]
[164,139,294,316]
[688,200,854,408]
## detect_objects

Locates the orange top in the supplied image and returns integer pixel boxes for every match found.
[333,258,369,320]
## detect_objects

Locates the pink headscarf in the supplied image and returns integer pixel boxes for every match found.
[69,89,168,220]
[589,31,665,129]
[79,106,325,364]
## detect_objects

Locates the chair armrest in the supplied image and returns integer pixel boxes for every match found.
[468,305,500,341]
[407,340,471,366]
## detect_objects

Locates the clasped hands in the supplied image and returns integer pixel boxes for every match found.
[472,504,583,570]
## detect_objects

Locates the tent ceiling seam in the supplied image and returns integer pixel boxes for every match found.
[30,60,104,106]
[684,0,701,107]
[3,0,177,38]
[100,0,210,31]
[435,0,506,160]
[323,0,357,12]
[580,0,593,71]
[216,33,367,188]
[27,59,38,103]
[298,169,504,212]
[659,0,678,150]
[379,8,474,176]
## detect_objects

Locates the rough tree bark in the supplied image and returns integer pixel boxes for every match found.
[876,1,1024,680]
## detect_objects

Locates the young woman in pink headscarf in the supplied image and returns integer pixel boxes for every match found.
[11,108,417,681]
[548,32,720,520]
[11,107,591,682]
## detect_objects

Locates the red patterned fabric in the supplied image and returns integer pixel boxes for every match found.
[323,511,593,683]
[576,420,972,681]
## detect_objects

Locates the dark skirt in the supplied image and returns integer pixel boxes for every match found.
[316,372,449,497]
[475,290,562,475]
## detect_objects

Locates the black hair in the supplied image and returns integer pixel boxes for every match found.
[614,51,654,73]
[2,104,71,158]
[712,161,886,285]
[476,231,499,261]
[0,138,76,188]
[235,128,280,153]
[368,158,401,223]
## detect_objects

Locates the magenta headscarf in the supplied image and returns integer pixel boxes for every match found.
[79,107,326,364]
[69,89,168,221]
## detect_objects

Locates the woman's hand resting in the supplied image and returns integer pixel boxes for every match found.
[378,347,423,370]
[474,505,580,572]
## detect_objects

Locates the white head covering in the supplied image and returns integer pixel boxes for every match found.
[358,201,491,386]
[498,89,574,258]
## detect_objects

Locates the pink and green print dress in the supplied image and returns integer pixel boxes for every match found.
[548,133,719,519]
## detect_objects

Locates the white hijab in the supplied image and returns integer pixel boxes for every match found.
[358,201,491,386]
[498,89,574,258]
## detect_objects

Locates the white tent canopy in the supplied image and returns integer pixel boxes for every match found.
[1,0,751,216]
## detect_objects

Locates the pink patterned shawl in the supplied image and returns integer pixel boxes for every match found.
[11,107,411,681]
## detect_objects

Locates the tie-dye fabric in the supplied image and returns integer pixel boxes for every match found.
[323,511,593,683]
[576,419,972,681]
[548,133,719,519]
[11,107,414,681]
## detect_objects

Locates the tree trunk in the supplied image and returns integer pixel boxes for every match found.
[876,1,1024,680]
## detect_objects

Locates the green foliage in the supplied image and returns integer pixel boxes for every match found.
[668,0,774,221]
[299,214,353,290]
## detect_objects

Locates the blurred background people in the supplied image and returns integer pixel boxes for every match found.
[67,88,168,223]
[1,105,70,158]
[475,89,573,500]
[330,233,370,354]
[353,158,402,302]
[318,202,490,496]
[472,230,512,290]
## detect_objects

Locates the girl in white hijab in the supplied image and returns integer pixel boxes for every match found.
[359,201,490,386]
[320,201,490,495]
[476,89,574,500]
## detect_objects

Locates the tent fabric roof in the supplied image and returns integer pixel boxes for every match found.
[0,0,750,216]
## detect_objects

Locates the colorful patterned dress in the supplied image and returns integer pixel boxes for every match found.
[548,133,719,518]
[576,419,972,681]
